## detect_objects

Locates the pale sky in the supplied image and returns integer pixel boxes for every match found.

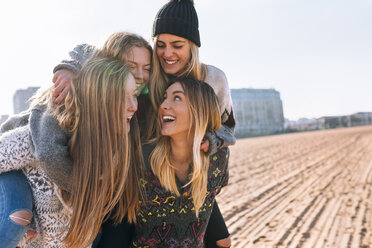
[1,0,371,120]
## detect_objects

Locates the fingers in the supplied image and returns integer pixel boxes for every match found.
[53,81,64,98]
[52,69,74,102]
[25,228,38,242]
[200,139,210,153]
[54,85,70,104]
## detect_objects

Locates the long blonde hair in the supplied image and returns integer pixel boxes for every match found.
[31,57,143,247]
[143,37,208,142]
[150,77,220,217]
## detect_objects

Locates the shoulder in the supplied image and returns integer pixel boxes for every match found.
[205,64,228,83]
[204,64,229,94]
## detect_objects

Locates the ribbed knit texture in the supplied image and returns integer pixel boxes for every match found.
[153,0,201,47]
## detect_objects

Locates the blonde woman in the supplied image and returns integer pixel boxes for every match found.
[138,77,229,247]
[0,56,142,247]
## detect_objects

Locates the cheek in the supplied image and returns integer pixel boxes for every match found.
[179,51,191,65]
[156,48,163,58]
[144,71,150,83]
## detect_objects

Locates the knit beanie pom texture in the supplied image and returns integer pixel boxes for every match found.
[153,0,201,47]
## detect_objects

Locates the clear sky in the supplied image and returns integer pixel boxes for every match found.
[1,0,371,120]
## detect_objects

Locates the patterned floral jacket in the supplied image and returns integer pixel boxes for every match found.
[131,144,229,248]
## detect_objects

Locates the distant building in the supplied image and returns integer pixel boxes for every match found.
[231,88,284,138]
[13,87,40,114]
[285,118,321,131]
[349,112,372,127]
[286,112,372,131]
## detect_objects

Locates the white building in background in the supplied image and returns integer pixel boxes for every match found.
[13,87,40,114]
[231,88,284,138]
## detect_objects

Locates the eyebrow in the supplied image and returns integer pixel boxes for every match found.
[127,60,151,66]
[172,90,184,94]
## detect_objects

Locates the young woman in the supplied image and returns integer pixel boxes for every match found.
[0,56,142,247]
[0,32,151,247]
[146,0,236,149]
[101,77,229,247]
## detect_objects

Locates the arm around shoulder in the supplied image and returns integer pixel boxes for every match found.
[29,105,73,192]
[53,44,96,74]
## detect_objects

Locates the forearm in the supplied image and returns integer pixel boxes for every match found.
[53,44,96,74]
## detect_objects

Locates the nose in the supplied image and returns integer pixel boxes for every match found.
[160,98,170,111]
[128,96,138,113]
[134,68,144,84]
[163,47,173,58]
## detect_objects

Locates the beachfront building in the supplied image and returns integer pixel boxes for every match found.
[13,87,40,114]
[231,88,284,138]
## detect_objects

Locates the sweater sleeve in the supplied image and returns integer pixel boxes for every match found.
[53,44,96,74]
[0,111,30,135]
[209,147,229,194]
[204,65,236,155]
[29,105,73,192]
[0,126,36,173]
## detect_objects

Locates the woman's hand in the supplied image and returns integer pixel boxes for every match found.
[200,138,210,153]
[216,235,231,247]
[18,228,38,246]
[52,69,75,103]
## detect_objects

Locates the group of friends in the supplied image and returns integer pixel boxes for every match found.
[0,0,236,247]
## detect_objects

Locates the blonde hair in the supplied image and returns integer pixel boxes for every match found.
[31,57,143,247]
[143,37,208,142]
[96,31,152,64]
[150,78,220,217]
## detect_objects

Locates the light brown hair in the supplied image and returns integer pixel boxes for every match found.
[31,56,143,247]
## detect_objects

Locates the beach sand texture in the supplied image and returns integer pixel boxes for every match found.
[216,125,372,248]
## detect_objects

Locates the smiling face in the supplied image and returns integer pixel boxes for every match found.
[159,82,191,139]
[155,34,191,76]
[125,73,138,133]
[124,46,151,86]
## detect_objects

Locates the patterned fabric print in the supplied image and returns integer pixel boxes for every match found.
[0,126,74,248]
[131,146,229,248]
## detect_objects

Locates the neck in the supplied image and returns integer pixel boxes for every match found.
[169,135,193,166]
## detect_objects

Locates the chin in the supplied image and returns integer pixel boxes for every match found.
[162,66,180,76]
[161,129,171,136]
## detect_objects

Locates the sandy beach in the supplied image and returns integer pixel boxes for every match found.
[217,125,372,248]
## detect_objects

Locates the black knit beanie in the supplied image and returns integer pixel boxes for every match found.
[152,0,201,47]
